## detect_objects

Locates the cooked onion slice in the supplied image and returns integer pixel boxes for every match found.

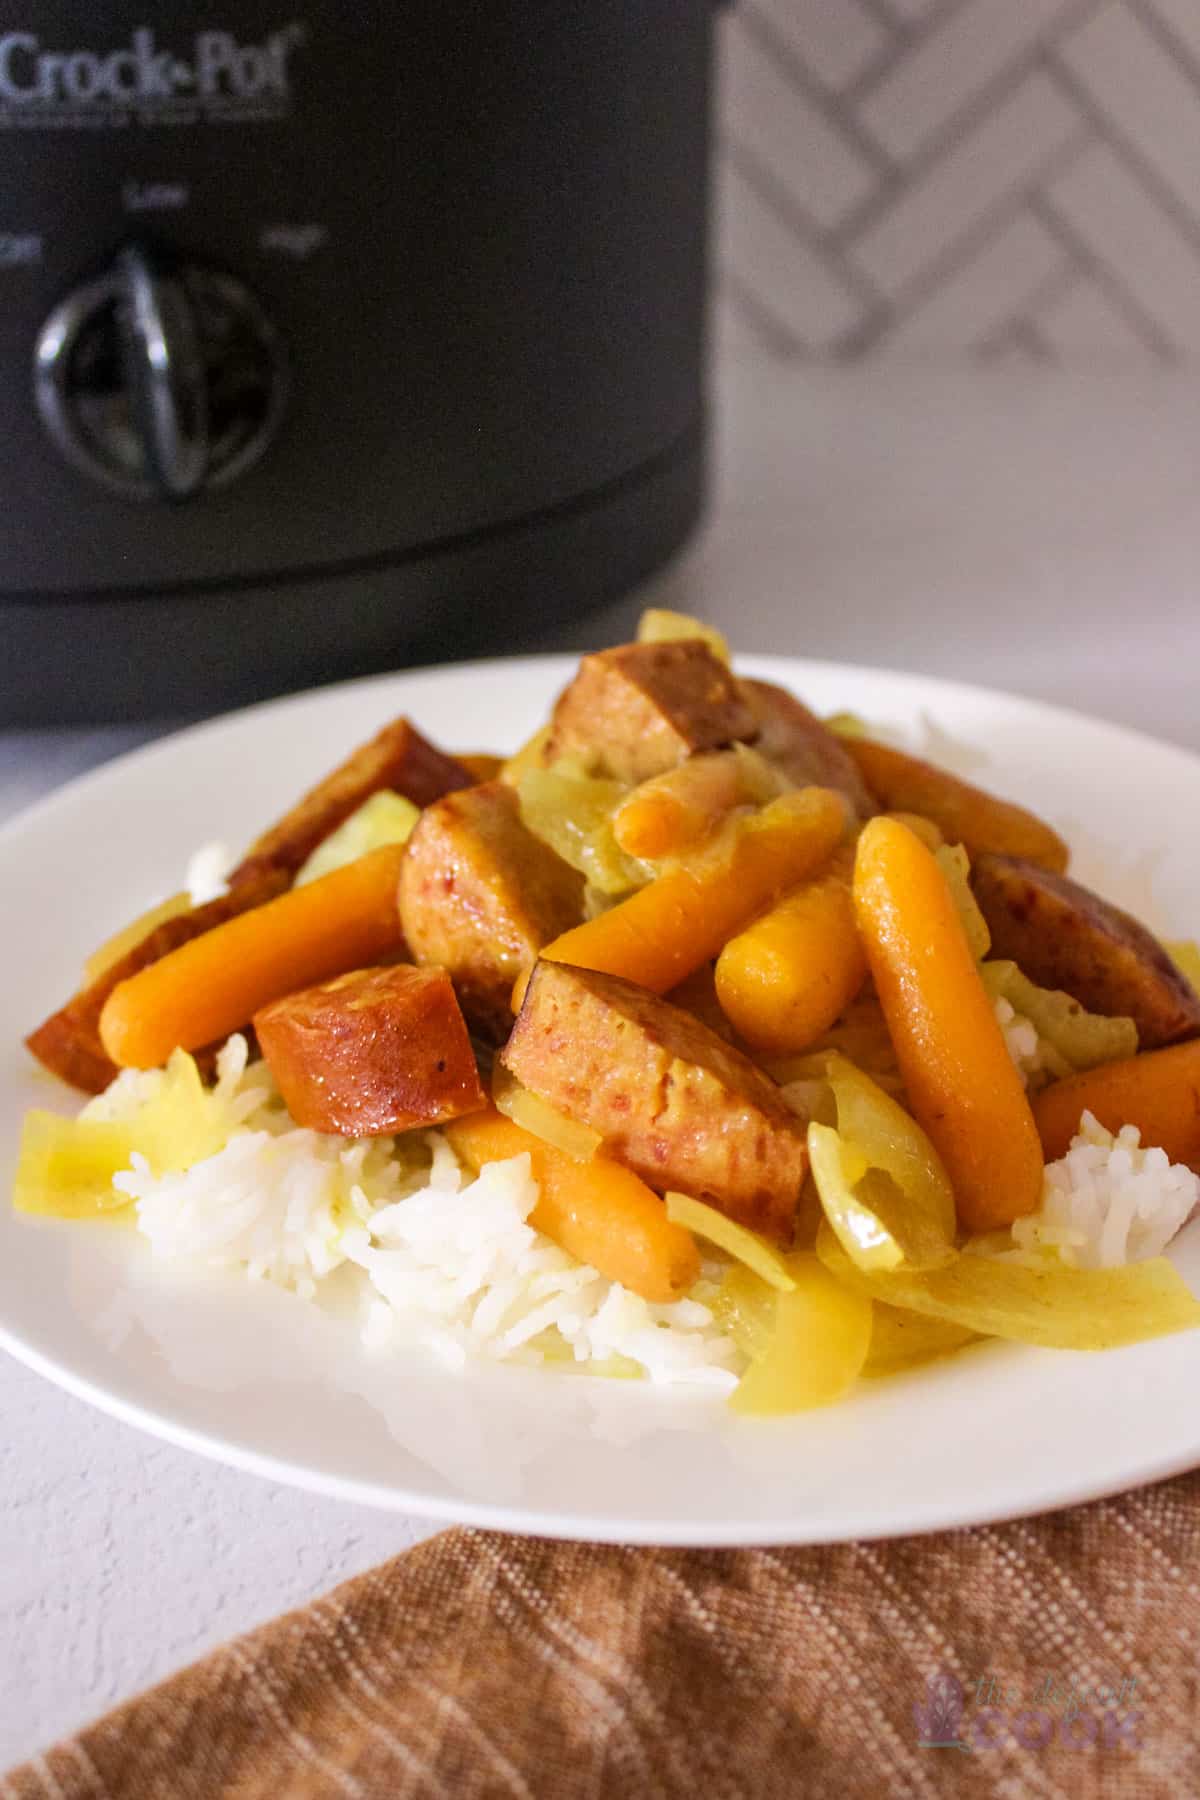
[491,1063,601,1165]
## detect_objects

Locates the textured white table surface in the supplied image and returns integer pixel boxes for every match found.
[3,360,1199,1768]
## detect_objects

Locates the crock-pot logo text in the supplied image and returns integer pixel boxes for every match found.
[0,24,306,126]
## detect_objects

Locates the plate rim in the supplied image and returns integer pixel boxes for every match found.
[6,1310,1199,1546]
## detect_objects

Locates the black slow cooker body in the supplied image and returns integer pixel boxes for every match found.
[0,2,713,722]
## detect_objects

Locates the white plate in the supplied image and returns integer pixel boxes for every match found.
[3,656,1200,1545]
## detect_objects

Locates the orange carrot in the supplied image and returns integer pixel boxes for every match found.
[846,738,1069,873]
[516,786,847,1008]
[445,1109,700,1303]
[99,845,408,1070]
[853,816,1044,1233]
[1034,1040,1200,1165]
[714,852,866,1055]
[612,753,748,859]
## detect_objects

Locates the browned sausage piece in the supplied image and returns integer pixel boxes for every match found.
[398,781,585,1038]
[230,717,472,888]
[501,960,808,1243]
[255,965,485,1136]
[971,852,1200,1050]
[739,679,874,818]
[26,869,289,1094]
[544,640,758,784]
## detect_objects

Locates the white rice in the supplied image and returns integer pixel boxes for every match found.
[994,995,1060,1089]
[100,1036,737,1390]
[86,1031,274,1127]
[85,1026,1199,1387]
[1013,1109,1200,1268]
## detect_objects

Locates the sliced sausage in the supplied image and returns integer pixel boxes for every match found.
[971,852,1200,1049]
[398,780,585,1037]
[26,869,288,1094]
[544,640,757,784]
[255,964,485,1136]
[740,679,873,817]
[230,717,472,888]
[501,960,808,1243]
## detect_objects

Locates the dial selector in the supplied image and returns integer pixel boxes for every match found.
[34,244,287,501]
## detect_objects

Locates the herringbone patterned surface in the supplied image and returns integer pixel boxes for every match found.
[716,0,1200,360]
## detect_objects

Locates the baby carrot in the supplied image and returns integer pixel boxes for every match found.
[99,844,408,1069]
[853,816,1044,1233]
[1034,1039,1200,1165]
[714,851,867,1055]
[444,1109,701,1303]
[612,752,748,860]
[846,738,1069,874]
[515,786,848,1008]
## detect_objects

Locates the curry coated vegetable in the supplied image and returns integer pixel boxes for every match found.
[612,749,777,861]
[853,816,1044,1233]
[99,845,409,1069]
[445,1109,701,1304]
[15,1050,233,1217]
[845,737,1070,873]
[714,851,866,1055]
[1033,1038,1200,1165]
[807,1055,957,1273]
[664,1191,797,1291]
[817,1222,1200,1351]
[729,1252,872,1415]
[516,785,848,1007]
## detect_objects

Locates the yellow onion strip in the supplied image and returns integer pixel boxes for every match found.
[664,1190,796,1291]
[491,1064,601,1165]
[808,1055,957,1274]
[729,1252,871,1415]
[816,1220,1200,1351]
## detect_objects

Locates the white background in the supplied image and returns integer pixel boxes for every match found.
[716,0,1200,361]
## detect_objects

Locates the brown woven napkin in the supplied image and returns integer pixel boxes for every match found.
[7,1472,1200,1800]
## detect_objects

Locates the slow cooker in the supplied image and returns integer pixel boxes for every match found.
[0,3,713,722]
